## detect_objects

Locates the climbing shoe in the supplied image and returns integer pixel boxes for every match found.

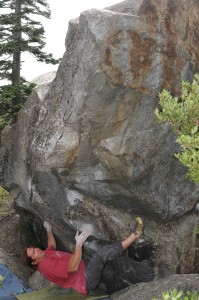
[133,216,144,237]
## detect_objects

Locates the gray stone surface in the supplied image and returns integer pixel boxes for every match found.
[28,271,51,291]
[112,274,199,300]
[0,0,199,293]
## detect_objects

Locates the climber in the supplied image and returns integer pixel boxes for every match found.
[23,216,144,295]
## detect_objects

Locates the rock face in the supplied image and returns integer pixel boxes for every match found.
[0,0,199,293]
[112,274,199,300]
[0,210,41,287]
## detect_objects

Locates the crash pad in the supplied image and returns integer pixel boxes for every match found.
[0,263,32,300]
[16,285,111,300]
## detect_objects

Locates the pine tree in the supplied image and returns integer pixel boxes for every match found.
[0,0,59,83]
[0,0,60,129]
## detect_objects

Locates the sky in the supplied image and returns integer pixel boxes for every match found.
[22,0,123,81]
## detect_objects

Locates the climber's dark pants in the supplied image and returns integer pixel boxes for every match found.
[85,242,124,291]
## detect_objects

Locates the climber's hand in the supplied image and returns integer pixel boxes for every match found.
[75,229,90,245]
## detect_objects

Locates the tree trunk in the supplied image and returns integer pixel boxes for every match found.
[11,0,22,114]
[11,0,21,87]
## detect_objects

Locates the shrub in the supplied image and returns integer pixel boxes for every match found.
[0,81,36,132]
[155,74,199,184]
[152,288,199,300]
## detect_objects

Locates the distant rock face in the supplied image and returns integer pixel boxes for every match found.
[0,0,199,292]
[32,71,57,85]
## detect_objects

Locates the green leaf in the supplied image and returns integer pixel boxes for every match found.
[162,291,170,300]
[172,289,178,297]
[191,126,198,135]
[176,291,183,299]
[0,275,5,281]
[0,274,5,286]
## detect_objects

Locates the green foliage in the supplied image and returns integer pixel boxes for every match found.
[0,0,60,80]
[155,74,199,184]
[0,274,5,287]
[0,81,36,130]
[0,0,61,130]
[194,225,199,235]
[0,186,13,217]
[152,289,199,300]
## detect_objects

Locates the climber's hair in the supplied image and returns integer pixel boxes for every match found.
[21,247,38,271]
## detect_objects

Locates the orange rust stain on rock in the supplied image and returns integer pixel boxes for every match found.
[105,48,112,67]
[101,30,124,86]
[128,31,155,80]
[160,9,183,95]
[139,0,158,27]
[185,19,199,69]
[101,30,155,89]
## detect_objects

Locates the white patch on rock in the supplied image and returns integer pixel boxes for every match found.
[67,220,94,236]
[94,164,108,180]
[80,223,94,235]
[110,215,123,225]
[100,135,123,155]
[28,179,32,192]
[67,190,83,206]
[32,189,43,204]
[195,203,199,212]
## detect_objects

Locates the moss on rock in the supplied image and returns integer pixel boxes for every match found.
[0,186,13,217]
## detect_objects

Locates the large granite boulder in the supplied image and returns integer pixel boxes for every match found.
[112,274,199,300]
[0,0,198,293]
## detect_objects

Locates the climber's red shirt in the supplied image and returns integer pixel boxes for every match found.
[37,245,87,295]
